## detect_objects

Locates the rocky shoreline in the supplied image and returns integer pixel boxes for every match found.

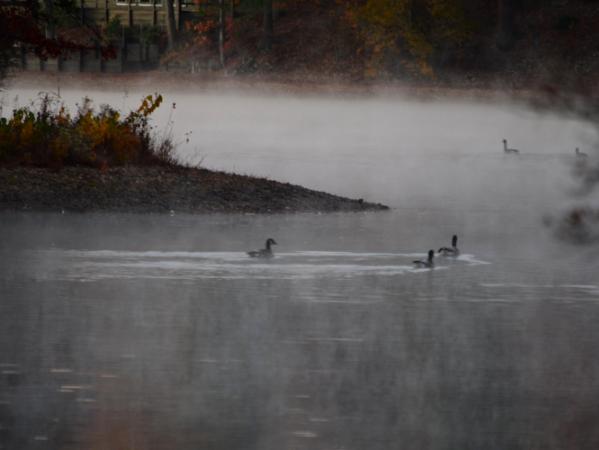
[0,166,388,214]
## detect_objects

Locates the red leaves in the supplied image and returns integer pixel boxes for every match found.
[1,7,58,57]
[0,5,114,63]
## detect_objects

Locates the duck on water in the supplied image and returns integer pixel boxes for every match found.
[503,139,520,154]
[413,250,435,269]
[247,238,278,258]
[575,147,588,159]
[439,235,460,257]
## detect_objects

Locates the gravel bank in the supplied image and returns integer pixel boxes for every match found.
[0,166,388,214]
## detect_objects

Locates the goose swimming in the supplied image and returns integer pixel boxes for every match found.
[413,250,435,268]
[575,147,588,158]
[438,235,460,257]
[503,139,519,154]
[247,238,277,258]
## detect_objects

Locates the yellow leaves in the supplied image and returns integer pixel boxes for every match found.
[50,131,70,163]
[346,0,471,78]
[136,93,163,117]
[0,93,166,168]
[112,129,140,165]
[403,28,434,60]
[76,114,139,165]
[417,60,434,78]
[359,0,410,35]
[364,63,381,79]
[19,121,35,146]
[56,106,71,127]
[426,0,471,43]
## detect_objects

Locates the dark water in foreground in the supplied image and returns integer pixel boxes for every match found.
[1,209,598,450]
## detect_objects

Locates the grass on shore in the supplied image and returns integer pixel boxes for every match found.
[0,93,178,169]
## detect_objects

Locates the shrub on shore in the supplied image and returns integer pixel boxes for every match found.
[0,93,177,169]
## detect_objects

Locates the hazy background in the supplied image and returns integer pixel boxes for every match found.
[2,85,596,210]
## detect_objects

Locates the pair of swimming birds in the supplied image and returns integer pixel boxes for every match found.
[412,235,460,269]
[247,235,460,267]
[504,139,589,158]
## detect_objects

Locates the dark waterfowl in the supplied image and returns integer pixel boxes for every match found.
[503,139,519,154]
[413,250,435,268]
[247,238,277,258]
[575,147,588,159]
[438,235,460,257]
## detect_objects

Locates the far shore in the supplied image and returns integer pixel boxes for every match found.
[6,71,593,125]
[0,166,388,214]
[3,70,560,104]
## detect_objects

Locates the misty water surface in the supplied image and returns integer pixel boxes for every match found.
[1,86,599,450]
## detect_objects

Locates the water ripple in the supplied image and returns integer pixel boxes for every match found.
[31,249,488,281]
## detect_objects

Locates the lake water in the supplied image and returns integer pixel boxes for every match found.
[1,86,599,449]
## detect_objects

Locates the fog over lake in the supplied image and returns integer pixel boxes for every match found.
[3,85,595,208]
[1,85,598,450]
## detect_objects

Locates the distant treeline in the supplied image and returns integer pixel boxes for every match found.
[2,0,598,85]
[163,0,598,85]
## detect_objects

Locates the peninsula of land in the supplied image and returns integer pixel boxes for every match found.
[0,166,388,214]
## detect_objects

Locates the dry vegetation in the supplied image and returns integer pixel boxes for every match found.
[0,92,388,213]
[0,93,176,169]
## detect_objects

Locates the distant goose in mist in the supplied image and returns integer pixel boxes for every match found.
[413,250,435,269]
[438,235,460,257]
[503,139,519,154]
[575,147,588,159]
[247,238,277,258]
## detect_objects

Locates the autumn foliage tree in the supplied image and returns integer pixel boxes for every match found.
[0,93,175,168]
[173,0,280,72]
[343,0,472,78]
[165,0,595,84]
[0,0,113,81]
[172,0,476,77]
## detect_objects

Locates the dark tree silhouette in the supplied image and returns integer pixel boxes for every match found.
[262,0,273,50]
[0,0,113,81]
[165,0,177,50]
[496,0,516,50]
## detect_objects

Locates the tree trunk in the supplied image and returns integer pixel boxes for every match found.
[263,0,273,50]
[43,0,55,39]
[496,0,515,50]
[218,0,226,70]
[175,0,181,31]
[165,0,177,50]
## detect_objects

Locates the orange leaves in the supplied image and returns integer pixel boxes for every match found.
[343,0,470,78]
[135,94,163,117]
[185,19,218,49]
[344,0,412,77]
[50,131,70,164]
[0,93,170,169]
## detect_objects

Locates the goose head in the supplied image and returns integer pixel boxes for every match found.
[266,238,278,249]
[452,235,458,247]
